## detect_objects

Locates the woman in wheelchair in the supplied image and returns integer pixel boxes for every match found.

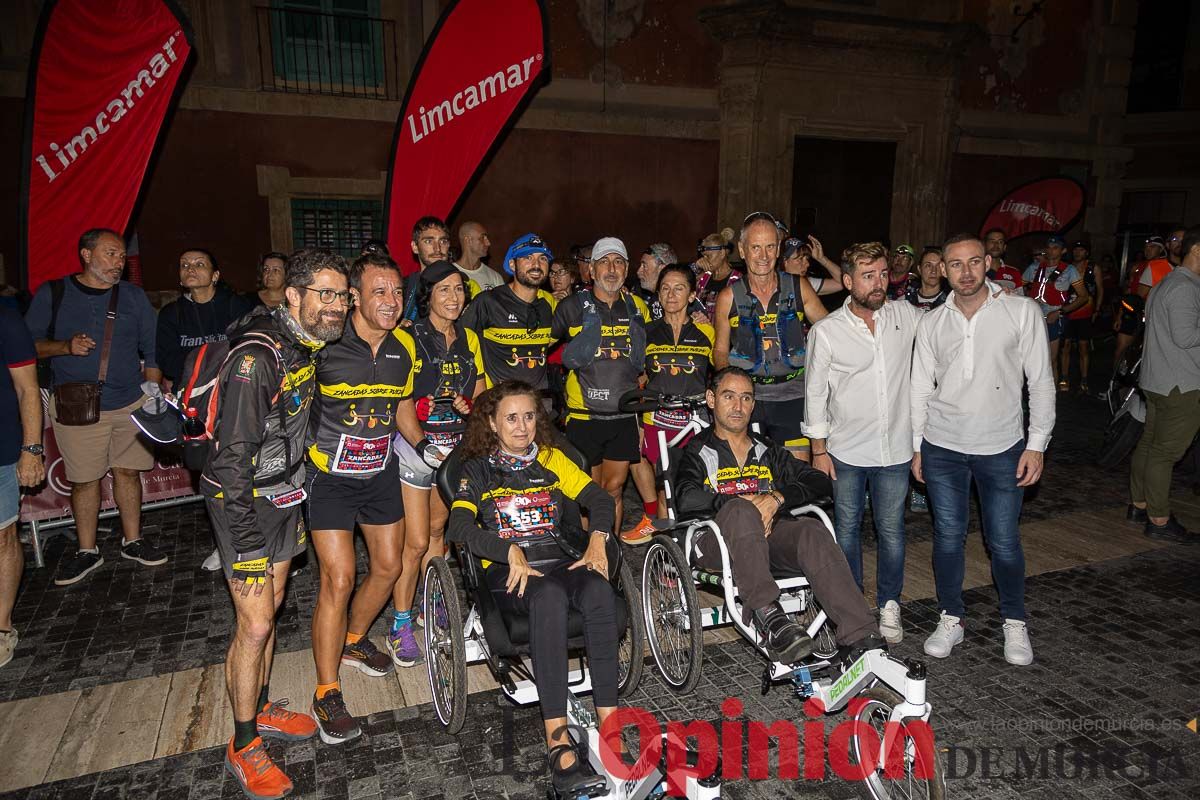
[447,381,622,797]
[674,366,885,663]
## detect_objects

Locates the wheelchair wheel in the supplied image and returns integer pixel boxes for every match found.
[615,558,645,697]
[642,534,703,693]
[796,589,839,661]
[849,686,946,800]
[423,556,467,734]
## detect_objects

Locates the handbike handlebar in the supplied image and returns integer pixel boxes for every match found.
[618,388,708,415]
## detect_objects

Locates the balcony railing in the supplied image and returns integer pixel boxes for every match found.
[255,6,399,100]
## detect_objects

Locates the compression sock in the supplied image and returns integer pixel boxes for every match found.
[234,719,257,750]
[391,609,412,631]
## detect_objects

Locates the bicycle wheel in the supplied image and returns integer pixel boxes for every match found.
[795,588,839,661]
[642,534,703,693]
[423,556,466,734]
[849,686,946,800]
[615,558,646,697]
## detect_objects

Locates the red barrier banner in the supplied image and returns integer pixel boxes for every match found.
[20,0,193,292]
[384,0,549,274]
[979,177,1086,241]
[20,400,197,524]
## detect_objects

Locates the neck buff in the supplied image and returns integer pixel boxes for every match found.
[490,441,539,471]
[277,306,327,351]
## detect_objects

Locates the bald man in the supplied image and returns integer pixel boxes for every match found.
[455,221,505,290]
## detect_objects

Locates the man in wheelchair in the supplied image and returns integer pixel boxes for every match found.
[446,380,621,798]
[674,366,884,664]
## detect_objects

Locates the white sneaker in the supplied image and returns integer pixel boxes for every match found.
[0,628,16,668]
[1002,619,1033,666]
[878,600,903,644]
[923,612,964,658]
[201,549,221,572]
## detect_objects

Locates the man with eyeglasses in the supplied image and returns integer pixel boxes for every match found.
[912,233,1054,667]
[302,252,424,744]
[463,234,558,392]
[713,212,827,461]
[553,237,651,543]
[200,249,349,800]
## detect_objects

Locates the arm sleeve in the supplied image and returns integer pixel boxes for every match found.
[910,315,936,451]
[1020,300,1056,451]
[136,289,158,369]
[772,448,833,508]
[674,447,718,519]
[207,345,279,554]
[801,323,832,440]
[156,304,182,382]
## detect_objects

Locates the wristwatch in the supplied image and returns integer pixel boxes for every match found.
[20,444,45,457]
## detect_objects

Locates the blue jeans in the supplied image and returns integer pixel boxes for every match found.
[921,439,1026,621]
[830,456,909,605]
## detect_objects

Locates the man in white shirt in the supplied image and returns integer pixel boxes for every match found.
[454,220,505,291]
[911,233,1055,667]
[804,241,921,644]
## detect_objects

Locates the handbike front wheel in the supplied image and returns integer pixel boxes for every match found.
[849,686,946,800]
[642,535,704,693]
[616,558,646,697]
[423,556,467,734]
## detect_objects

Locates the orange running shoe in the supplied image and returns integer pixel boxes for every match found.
[257,697,317,741]
[225,736,293,799]
[620,514,656,546]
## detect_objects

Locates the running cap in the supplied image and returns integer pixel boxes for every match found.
[591,236,628,262]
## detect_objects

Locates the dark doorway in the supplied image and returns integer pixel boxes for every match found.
[791,137,896,256]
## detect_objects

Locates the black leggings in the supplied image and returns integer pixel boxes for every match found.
[486,559,620,720]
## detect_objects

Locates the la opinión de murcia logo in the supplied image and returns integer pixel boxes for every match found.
[35,32,184,184]
[998,199,1061,228]
[406,53,542,144]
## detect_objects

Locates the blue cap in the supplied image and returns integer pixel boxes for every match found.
[1047,235,1066,247]
[502,233,553,275]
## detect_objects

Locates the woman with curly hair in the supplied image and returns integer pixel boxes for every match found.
[447,380,619,797]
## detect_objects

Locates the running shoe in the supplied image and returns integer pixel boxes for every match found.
[201,548,222,572]
[310,690,361,745]
[121,538,168,566]
[257,698,317,741]
[224,736,292,800]
[54,550,104,586]
[387,619,423,668]
[341,637,394,676]
[620,514,655,546]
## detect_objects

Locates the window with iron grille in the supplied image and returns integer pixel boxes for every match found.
[291,198,382,257]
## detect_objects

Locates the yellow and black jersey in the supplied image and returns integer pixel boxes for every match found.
[410,318,485,447]
[461,284,557,390]
[552,290,651,420]
[643,317,714,427]
[306,317,415,477]
[447,447,615,565]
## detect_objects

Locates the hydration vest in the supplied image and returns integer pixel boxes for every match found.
[1031,263,1071,308]
[728,273,806,376]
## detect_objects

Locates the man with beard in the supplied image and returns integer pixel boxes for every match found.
[714,213,826,461]
[635,243,677,317]
[304,252,421,743]
[912,234,1054,667]
[403,216,480,322]
[983,228,1023,293]
[26,228,167,585]
[200,249,348,799]
[804,242,922,644]
[553,237,651,542]
[454,220,504,290]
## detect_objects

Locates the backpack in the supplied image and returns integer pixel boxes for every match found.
[176,331,289,472]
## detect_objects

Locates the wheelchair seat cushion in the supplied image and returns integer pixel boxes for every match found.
[502,594,629,647]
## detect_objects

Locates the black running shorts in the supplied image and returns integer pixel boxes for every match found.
[206,495,307,580]
[565,416,641,466]
[304,459,405,532]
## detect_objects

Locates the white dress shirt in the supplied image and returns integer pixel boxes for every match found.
[911,281,1055,455]
[803,297,921,467]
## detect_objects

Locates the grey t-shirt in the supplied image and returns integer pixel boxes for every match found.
[1141,267,1200,396]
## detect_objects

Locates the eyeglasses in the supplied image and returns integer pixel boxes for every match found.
[299,286,351,305]
[697,245,726,253]
[548,268,569,278]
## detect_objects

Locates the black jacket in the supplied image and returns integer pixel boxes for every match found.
[156,286,255,383]
[674,427,831,520]
[200,307,323,554]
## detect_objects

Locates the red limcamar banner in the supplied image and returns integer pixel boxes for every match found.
[979,177,1086,241]
[384,0,549,274]
[20,0,193,291]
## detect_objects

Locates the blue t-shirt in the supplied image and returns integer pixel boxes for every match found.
[1,308,37,466]
[24,277,158,411]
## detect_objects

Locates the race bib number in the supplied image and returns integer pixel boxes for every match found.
[652,408,691,430]
[716,476,766,495]
[267,487,307,508]
[331,434,391,475]
[494,491,558,539]
[427,430,462,449]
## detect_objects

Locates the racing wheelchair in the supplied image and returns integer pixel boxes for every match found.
[622,389,947,800]
[425,442,722,800]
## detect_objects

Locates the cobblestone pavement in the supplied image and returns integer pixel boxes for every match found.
[3,391,1200,799]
